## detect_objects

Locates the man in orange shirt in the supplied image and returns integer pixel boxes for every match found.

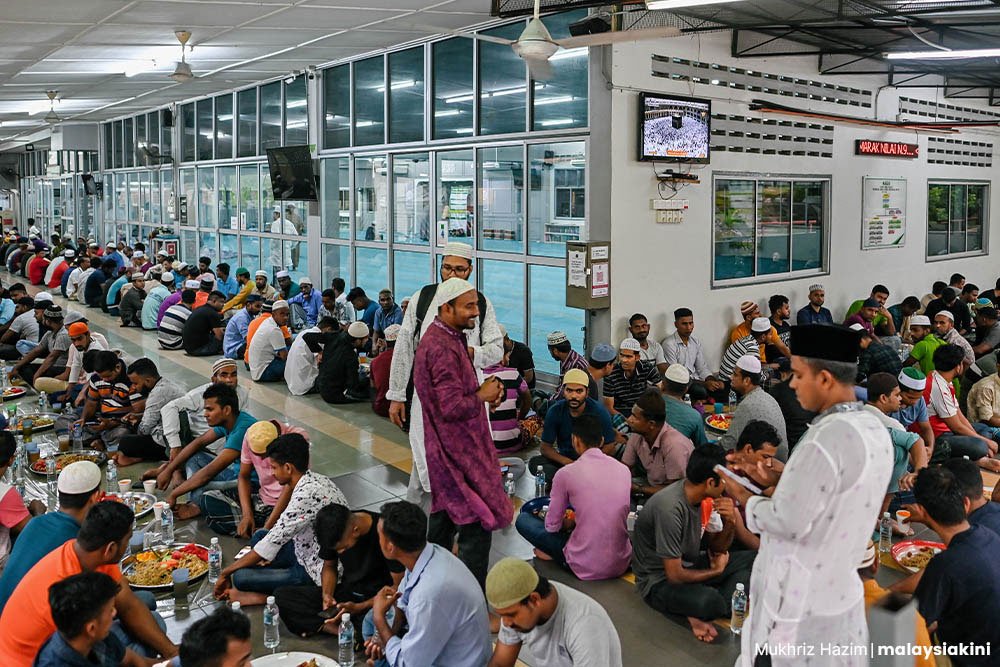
[730,300,790,363]
[857,539,934,667]
[0,501,176,665]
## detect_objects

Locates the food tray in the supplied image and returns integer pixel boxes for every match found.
[890,539,945,573]
[1,387,28,401]
[121,542,210,591]
[705,413,733,433]
[251,652,340,666]
[109,492,156,519]
[8,412,60,433]
[28,449,107,476]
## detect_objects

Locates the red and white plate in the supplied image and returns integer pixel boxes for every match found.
[891,539,945,573]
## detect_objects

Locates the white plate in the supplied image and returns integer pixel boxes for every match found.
[251,652,340,667]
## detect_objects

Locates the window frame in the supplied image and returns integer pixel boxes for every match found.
[925,179,990,261]
[711,172,831,288]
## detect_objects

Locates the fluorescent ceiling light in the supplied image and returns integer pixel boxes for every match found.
[884,47,1000,60]
[445,94,474,104]
[489,86,526,98]
[434,109,461,117]
[535,95,574,106]
[550,48,587,61]
[454,128,475,134]
[647,0,744,8]
[286,99,308,108]
[355,120,377,127]
[540,118,574,126]
[377,80,416,92]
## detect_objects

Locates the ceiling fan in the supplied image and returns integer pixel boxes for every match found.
[423,0,681,81]
[170,30,194,83]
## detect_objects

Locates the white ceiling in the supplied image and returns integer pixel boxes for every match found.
[0,0,499,144]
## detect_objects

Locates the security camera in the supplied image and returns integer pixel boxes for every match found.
[306,65,317,80]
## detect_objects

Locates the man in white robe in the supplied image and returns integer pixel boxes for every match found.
[726,325,893,666]
[386,242,503,509]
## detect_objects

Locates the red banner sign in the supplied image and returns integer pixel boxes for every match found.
[855,140,919,158]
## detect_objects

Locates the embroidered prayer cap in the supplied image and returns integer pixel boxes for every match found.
[935,310,954,321]
[161,272,174,282]
[750,317,771,334]
[211,358,238,375]
[664,363,690,384]
[441,241,474,260]
[58,461,101,494]
[300,276,313,285]
[546,331,568,346]
[383,324,401,342]
[347,321,370,338]
[591,343,616,364]
[619,338,641,352]
[740,301,758,317]
[276,270,290,279]
[562,369,590,388]
[63,249,76,258]
[271,300,289,311]
[184,280,200,289]
[909,315,931,327]
[43,305,64,320]
[898,367,927,391]
[808,283,824,293]
[735,355,761,375]
[435,277,475,304]
[246,420,280,455]
[486,557,539,610]
[789,325,860,363]
[255,270,268,278]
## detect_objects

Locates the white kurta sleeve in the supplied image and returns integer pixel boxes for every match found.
[386,288,423,403]
[471,297,503,370]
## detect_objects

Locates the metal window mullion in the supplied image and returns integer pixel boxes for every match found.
[424,42,432,145]
[521,142,529,260]
[384,54,390,146]
[387,153,396,292]
[472,37,480,138]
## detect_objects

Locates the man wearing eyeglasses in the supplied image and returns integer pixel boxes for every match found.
[386,242,503,510]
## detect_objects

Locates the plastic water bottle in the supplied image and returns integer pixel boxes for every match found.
[338,612,354,665]
[683,393,692,406]
[37,392,48,413]
[231,601,242,614]
[263,596,280,650]
[12,443,25,498]
[72,422,83,451]
[626,509,637,532]
[161,505,174,544]
[728,390,738,413]
[208,537,222,583]
[534,465,546,498]
[879,512,892,554]
[504,472,516,498]
[46,456,57,506]
[105,459,117,493]
[731,583,748,635]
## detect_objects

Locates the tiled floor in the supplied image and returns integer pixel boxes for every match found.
[28,287,921,666]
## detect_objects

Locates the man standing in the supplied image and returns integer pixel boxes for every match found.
[796,283,833,325]
[718,355,788,461]
[725,325,893,666]
[366,501,491,667]
[628,313,667,374]
[223,294,261,360]
[486,558,623,667]
[386,242,503,508]
[412,277,511,587]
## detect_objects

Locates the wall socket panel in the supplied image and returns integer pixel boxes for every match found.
[652,199,688,224]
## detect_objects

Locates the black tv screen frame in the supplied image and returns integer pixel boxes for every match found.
[637,92,712,164]
[81,173,98,195]
[265,146,319,201]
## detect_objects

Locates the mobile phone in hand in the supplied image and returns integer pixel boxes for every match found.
[317,607,341,620]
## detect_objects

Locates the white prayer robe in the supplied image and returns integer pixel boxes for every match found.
[738,404,893,667]
[386,285,503,494]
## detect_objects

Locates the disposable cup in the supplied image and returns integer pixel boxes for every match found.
[143,480,156,494]
[152,501,166,522]
[895,509,911,532]
[118,480,132,494]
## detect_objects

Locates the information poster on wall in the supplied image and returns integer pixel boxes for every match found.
[862,177,906,249]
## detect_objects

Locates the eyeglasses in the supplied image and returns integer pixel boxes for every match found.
[441,262,471,276]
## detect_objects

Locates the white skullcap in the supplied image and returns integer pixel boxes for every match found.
[156,249,168,257]
[300,276,313,285]
[133,251,145,258]
[735,354,762,375]
[198,273,214,283]
[276,270,290,279]
[442,241,474,260]
[255,270,268,278]
[161,271,174,282]
[750,317,771,334]
[271,300,289,311]
[58,460,101,494]
[909,315,931,327]
[184,280,200,289]
[347,321,370,338]
[808,283,824,293]
[63,249,75,258]
[849,323,865,332]
[619,338,641,352]
[935,310,954,321]
[35,292,53,303]
[436,277,475,303]
[664,363,690,384]
[383,323,401,341]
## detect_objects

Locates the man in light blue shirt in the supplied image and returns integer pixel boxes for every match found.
[215,262,239,299]
[105,269,130,316]
[368,501,490,667]
[373,289,404,344]
[288,277,322,328]
[141,272,174,331]
[104,242,126,272]
[224,295,262,359]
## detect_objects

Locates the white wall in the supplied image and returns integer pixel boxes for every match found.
[604,32,1000,368]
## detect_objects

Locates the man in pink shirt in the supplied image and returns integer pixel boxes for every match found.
[199,419,308,537]
[623,388,695,498]
[515,413,632,580]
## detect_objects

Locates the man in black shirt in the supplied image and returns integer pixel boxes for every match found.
[84,260,116,309]
[274,503,404,639]
[182,291,226,356]
[925,288,971,336]
[766,358,817,452]
[304,321,370,404]
[502,326,535,390]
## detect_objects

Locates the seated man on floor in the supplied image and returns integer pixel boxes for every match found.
[77,350,136,450]
[630,443,755,642]
[660,364,708,446]
[0,501,175,665]
[709,317,771,394]
[623,388,694,497]
[247,300,291,383]
[157,286,195,350]
[483,346,532,454]
[274,503,405,640]
[10,304,70,388]
[941,456,1000,535]
[486,558,623,667]
[527,369,619,486]
[199,419,306,537]
[304,321,371,404]
[910,467,1000,664]
[161,384,256,519]
[118,273,146,328]
[964,364,1000,444]
[181,290,227,357]
[285,316,338,396]
[602,338,661,428]
[717,355,788,462]
[890,367,940,463]
[731,301,790,363]
[223,294,262,360]
[214,434,348,607]
[34,320,108,405]
[35,572,149,667]
[904,315,944,376]
[515,414,632,581]
[163,606,252,667]
[114,358,186,466]
[723,420,780,551]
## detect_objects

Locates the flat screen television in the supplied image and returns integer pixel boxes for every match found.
[81,173,98,195]
[638,92,711,163]
[266,146,318,201]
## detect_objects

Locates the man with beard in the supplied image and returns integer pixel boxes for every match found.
[412,278,510,588]
[627,313,667,375]
[387,242,503,511]
[115,358,185,466]
[224,295,262,360]
[795,283,833,326]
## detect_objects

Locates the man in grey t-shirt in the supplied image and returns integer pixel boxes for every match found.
[10,306,70,387]
[630,444,755,642]
[486,557,623,667]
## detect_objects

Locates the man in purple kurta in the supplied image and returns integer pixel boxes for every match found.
[413,277,512,588]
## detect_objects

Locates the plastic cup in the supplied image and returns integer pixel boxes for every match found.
[152,501,166,522]
[143,480,156,495]
[714,403,724,415]
[118,479,132,494]
[57,434,71,452]
[895,509,911,533]
[27,444,40,464]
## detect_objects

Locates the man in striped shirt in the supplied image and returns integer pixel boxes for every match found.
[79,350,138,449]
[602,338,661,421]
[547,331,588,379]
[712,317,771,386]
[158,288,195,350]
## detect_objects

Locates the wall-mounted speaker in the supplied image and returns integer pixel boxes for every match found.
[162,108,174,128]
